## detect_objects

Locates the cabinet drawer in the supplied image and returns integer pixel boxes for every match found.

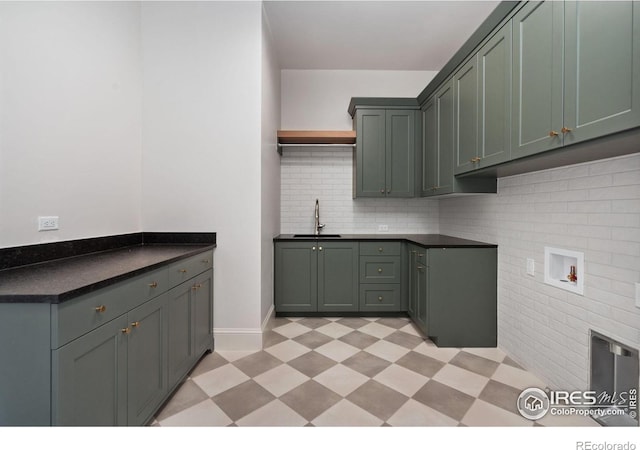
[168,251,214,287]
[360,241,401,256]
[359,256,401,283]
[52,266,168,348]
[359,284,401,311]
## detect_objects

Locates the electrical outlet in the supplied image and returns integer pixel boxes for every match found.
[636,283,640,309]
[526,258,535,276]
[38,216,59,231]
[377,224,389,232]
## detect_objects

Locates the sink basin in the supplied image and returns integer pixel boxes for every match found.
[292,234,341,238]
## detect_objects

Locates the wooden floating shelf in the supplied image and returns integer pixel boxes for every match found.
[277,130,356,145]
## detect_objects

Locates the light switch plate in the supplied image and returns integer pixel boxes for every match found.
[526,258,535,276]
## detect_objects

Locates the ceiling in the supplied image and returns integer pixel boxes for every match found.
[263,0,501,71]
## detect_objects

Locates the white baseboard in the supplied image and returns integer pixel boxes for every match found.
[213,328,263,351]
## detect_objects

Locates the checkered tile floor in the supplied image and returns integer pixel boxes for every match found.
[152,316,599,427]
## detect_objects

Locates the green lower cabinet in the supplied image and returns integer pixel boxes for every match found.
[428,248,497,347]
[53,314,129,426]
[127,294,169,426]
[318,242,359,312]
[408,244,428,336]
[167,269,214,389]
[275,241,358,313]
[359,284,401,312]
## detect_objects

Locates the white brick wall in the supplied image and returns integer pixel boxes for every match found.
[439,153,640,391]
[280,148,439,234]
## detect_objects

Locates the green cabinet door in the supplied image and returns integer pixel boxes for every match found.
[167,282,195,388]
[355,109,386,197]
[477,21,512,169]
[127,293,168,426]
[274,242,318,312]
[454,55,479,175]
[511,1,564,159]
[435,80,455,194]
[428,248,497,347]
[563,1,640,144]
[421,99,437,196]
[317,242,359,312]
[194,269,214,357]
[53,315,128,426]
[386,109,416,197]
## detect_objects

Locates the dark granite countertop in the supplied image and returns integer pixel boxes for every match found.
[0,233,216,304]
[274,234,496,248]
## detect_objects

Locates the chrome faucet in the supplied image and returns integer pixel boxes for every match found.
[314,199,325,235]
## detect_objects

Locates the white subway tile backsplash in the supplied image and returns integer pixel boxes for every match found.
[280,149,439,234]
[440,153,640,392]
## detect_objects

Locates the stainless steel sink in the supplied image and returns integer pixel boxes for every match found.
[292,234,341,238]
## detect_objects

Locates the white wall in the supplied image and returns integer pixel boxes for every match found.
[280,69,439,234]
[0,2,142,247]
[140,1,264,350]
[281,69,436,130]
[439,154,640,391]
[260,7,281,328]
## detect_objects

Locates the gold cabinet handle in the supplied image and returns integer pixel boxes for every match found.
[410,250,417,255]
[377,268,383,273]
[94,305,106,313]
[148,281,158,288]
[561,127,572,133]
[380,189,385,194]
[202,259,210,264]
[378,296,383,302]
[121,327,130,334]
[318,247,323,251]
[312,246,316,251]
[179,269,187,274]
[549,130,559,137]
[131,321,140,328]
[418,253,424,257]
[192,284,202,290]
[378,247,383,253]
[417,265,425,271]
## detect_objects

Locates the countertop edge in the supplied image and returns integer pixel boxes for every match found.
[0,243,216,304]
[273,234,497,248]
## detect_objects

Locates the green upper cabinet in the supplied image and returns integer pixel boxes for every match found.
[453,56,479,175]
[512,0,640,159]
[476,21,512,169]
[421,98,437,196]
[511,1,564,159]
[563,1,640,144]
[422,80,496,196]
[352,101,419,198]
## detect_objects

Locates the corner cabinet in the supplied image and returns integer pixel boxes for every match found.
[421,81,497,197]
[275,241,359,313]
[351,100,421,198]
[512,0,640,159]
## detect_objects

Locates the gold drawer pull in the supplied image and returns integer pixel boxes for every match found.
[131,321,140,328]
[179,269,187,274]
[378,296,383,302]
[377,268,383,273]
[148,281,158,288]
[378,247,383,252]
[121,327,130,334]
[192,284,202,290]
[94,305,106,313]
[549,130,559,137]
[561,127,572,133]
